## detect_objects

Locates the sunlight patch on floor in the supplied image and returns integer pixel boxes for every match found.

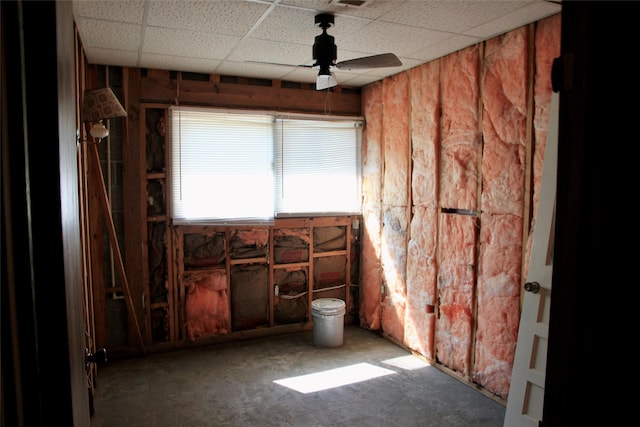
[382,355,430,370]
[273,362,396,394]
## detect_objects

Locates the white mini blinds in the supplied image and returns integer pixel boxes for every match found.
[170,107,362,225]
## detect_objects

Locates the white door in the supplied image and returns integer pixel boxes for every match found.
[503,92,559,427]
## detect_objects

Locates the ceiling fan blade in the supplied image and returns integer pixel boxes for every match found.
[245,60,313,69]
[335,53,402,71]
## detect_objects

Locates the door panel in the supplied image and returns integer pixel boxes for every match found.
[504,92,558,426]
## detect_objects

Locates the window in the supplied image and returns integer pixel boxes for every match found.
[170,107,362,225]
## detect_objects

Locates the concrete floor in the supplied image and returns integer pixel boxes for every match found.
[90,325,505,427]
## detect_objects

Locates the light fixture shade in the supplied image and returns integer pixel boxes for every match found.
[316,73,337,90]
[81,88,127,122]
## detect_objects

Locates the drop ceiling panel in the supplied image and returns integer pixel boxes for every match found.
[382,0,531,34]
[464,1,563,38]
[280,0,400,20]
[140,54,220,75]
[226,38,311,66]
[73,0,145,23]
[215,60,298,81]
[278,66,319,81]
[89,49,140,69]
[143,27,241,60]
[74,18,142,52]
[338,20,454,57]
[407,33,482,63]
[145,0,272,36]
[72,0,561,88]
[248,7,324,43]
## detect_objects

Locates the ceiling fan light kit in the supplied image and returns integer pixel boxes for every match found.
[317,73,338,91]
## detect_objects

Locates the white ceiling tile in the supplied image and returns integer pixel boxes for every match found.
[214,60,299,81]
[407,33,481,62]
[283,66,329,85]
[278,0,354,14]
[250,7,321,42]
[75,17,141,50]
[226,38,312,66]
[87,49,139,68]
[73,0,145,24]
[140,54,219,74]
[464,2,562,38]
[332,0,409,21]
[256,7,373,46]
[143,27,241,60]
[339,20,452,57]
[322,13,376,41]
[146,0,272,36]
[279,0,403,20]
[381,0,529,33]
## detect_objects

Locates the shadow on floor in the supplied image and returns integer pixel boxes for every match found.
[90,325,505,427]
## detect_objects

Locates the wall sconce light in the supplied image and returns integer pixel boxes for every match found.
[81,87,127,142]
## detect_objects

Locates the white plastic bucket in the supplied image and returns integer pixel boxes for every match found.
[311,298,346,347]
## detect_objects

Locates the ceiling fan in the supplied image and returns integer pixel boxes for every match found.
[310,13,402,90]
[255,13,402,91]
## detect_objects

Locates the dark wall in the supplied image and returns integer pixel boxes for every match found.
[543,2,637,425]
[1,1,90,425]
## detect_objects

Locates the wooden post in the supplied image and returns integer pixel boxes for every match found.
[86,131,146,354]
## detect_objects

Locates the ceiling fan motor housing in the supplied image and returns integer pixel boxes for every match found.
[313,33,337,69]
[314,13,334,29]
[313,13,337,71]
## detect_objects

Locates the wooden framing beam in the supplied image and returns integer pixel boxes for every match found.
[86,132,146,354]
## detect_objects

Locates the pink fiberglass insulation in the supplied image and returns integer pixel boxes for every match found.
[523,14,561,283]
[359,16,560,399]
[440,46,480,211]
[360,207,382,329]
[273,227,311,243]
[436,213,477,376]
[410,60,440,208]
[481,27,528,216]
[232,229,269,247]
[380,73,411,344]
[229,229,269,259]
[404,60,441,359]
[184,270,229,340]
[382,73,410,208]
[362,82,384,213]
[532,15,561,223]
[474,27,528,398]
[405,206,438,358]
[380,207,409,344]
[360,82,384,329]
[474,213,523,398]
